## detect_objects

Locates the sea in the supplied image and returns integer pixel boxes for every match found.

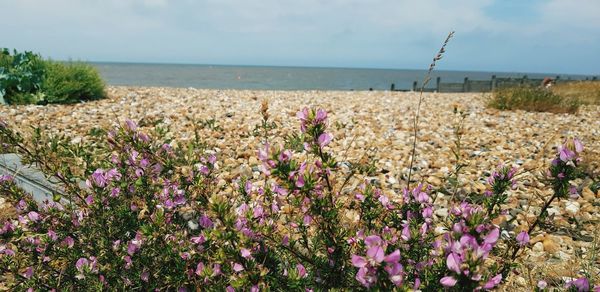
[92,62,594,91]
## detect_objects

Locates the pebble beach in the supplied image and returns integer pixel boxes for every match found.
[1,86,599,288]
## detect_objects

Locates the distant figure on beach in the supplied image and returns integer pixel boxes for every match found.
[542,77,554,88]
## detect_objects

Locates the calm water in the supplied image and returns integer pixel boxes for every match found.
[92,62,592,91]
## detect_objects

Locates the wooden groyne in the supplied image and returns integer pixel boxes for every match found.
[391,75,599,93]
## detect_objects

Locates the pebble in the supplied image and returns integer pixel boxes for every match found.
[565,201,580,215]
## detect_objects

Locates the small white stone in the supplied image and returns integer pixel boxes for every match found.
[435,208,449,218]
[434,226,448,235]
[565,201,580,215]
[532,242,544,252]
[547,207,560,216]
[187,220,199,230]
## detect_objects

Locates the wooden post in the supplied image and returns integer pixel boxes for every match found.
[412,81,417,92]
[491,75,497,91]
[390,83,395,91]
[436,77,441,92]
[463,77,469,92]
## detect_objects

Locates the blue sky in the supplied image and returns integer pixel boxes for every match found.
[1,0,598,75]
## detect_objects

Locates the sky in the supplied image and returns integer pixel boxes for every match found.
[1,0,599,75]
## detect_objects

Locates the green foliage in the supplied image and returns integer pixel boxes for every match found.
[0,48,106,105]
[0,49,46,104]
[487,86,580,114]
[42,61,106,104]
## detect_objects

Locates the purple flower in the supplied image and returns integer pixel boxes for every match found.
[63,236,75,248]
[537,280,547,289]
[355,267,377,288]
[482,274,502,289]
[91,169,107,188]
[440,276,457,287]
[233,262,244,272]
[351,255,367,268]
[141,271,149,282]
[199,214,214,229]
[85,195,94,205]
[125,119,137,131]
[195,262,205,276]
[384,262,404,286]
[516,231,530,246]
[483,228,500,245]
[241,248,252,259]
[559,147,576,162]
[446,253,462,274]
[47,230,58,241]
[384,250,401,263]
[317,133,333,147]
[296,263,307,278]
[76,258,89,272]
[566,277,590,292]
[27,211,40,222]
[314,109,327,123]
[23,267,34,279]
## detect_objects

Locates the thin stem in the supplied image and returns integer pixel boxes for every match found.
[406,31,454,189]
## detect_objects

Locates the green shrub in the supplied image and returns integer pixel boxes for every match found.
[0,48,106,105]
[0,49,46,104]
[488,86,580,113]
[42,61,106,104]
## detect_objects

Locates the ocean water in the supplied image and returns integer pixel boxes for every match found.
[92,62,592,91]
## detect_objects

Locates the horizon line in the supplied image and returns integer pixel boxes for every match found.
[82,60,597,78]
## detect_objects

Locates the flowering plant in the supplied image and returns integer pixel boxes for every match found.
[0,110,597,291]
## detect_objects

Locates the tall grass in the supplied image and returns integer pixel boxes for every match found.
[552,81,600,105]
[487,86,580,114]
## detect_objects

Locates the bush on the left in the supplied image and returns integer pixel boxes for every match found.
[0,48,106,105]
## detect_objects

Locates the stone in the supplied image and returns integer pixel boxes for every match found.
[543,238,559,254]
[565,201,580,216]
[532,242,544,252]
[435,208,449,218]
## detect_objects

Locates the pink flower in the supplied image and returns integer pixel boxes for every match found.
[125,119,137,131]
[63,236,75,248]
[241,248,252,259]
[27,211,40,222]
[483,228,500,245]
[314,109,327,123]
[537,280,548,289]
[482,274,502,289]
[141,271,149,282]
[559,147,576,162]
[384,250,401,263]
[384,262,404,286]
[91,169,107,188]
[23,266,34,279]
[446,253,462,274]
[366,245,385,265]
[199,214,214,229]
[516,231,529,246]
[233,262,244,272]
[351,255,367,268]
[317,133,333,148]
[296,263,307,278]
[195,262,205,276]
[355,267,377,288]
[440,276,457,287]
